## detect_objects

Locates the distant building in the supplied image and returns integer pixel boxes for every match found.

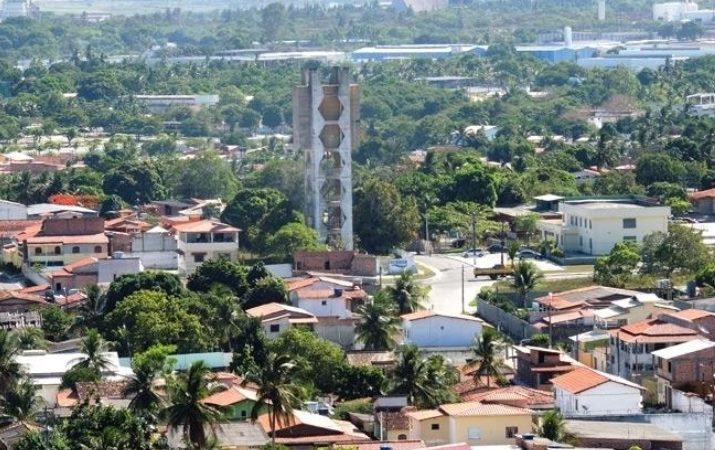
[1,0,38,20]
[652,338,715,407]
[18,217,108,268]
[653,1,699,21]
[392,0,448,13]
[133,94,219,113]
[245,302,318,339]
[352,44,486,62]
[401,310,484,348]
[514,45,596,63]
[537,197,670,256]
[514,346,578,390]
[170,219,240,276]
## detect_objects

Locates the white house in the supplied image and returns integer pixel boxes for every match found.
[172,220,240,275]
[16,350,133,405]
[551,367,643,416]
[537,198,670,256]
[245,302,318,339]
[401,310,484,348]
[126,225,178,270]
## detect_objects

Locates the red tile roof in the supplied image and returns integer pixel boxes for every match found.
[170,219,240,233]
[616,318,699,343]
[26,233,108,245]
[202,385,258,406]
[551,367,642,394]
[286,277,319,291]
[665,309,715,321]
[690,188,715,200]
[461,386,553,407]
[438,401,532,417]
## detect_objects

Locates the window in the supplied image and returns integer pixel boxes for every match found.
[505,427,518,438]
[269,324,280,333]
[467,427,480,440]
[398,435,407,441]
[623,218,637,228]
[34,247,41,255]
[321,300,327,306]
[579,236,583,246]
[623,236,636,242]
[53,246,61,255]
[93,245,102,253]
[589,220,592,229]
[72,246,80,254]
[431,424,440,430]
[241,410,247,418]
[667,361,672,373]
[193,253,206,263]
[589,238,593,250]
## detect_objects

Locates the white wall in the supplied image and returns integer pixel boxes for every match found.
[0,201,27,220]
[97,258,143,284]
[555,381,642,416]
[403,316,482,348]
[314,320,355,348]
[261,317,291,339]
[126,251,177,270]
[298,297,351,319]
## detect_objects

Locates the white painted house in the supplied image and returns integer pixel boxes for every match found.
[537,198,670,256]
[245,302,318,339]
[551,367,643,416]
[401,310,484,348]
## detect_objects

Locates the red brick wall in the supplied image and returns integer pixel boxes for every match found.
[42,218,105,236]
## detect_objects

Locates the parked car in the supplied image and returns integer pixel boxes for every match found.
[517,249,543,260]
[463,248,485,258]
[487,243,505,253]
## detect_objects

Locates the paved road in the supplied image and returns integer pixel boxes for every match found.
[415,254,593,316]
[414,254,496,315]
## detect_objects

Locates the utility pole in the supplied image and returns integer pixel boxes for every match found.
[471,213,477,265]
[548,292,553,348]
[500,221,506,267]
[461,265,465,313]
[425,214,430,255]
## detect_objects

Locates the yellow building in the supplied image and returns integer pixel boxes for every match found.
[405,401,533,446]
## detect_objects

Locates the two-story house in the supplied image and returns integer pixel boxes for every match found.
[171,219,240,275]
[245,302,318,339]
[514,346,578,389]
[608,318,700,380]
[652,339,715,407]
[658,309,715,340]
[18,217,108,268]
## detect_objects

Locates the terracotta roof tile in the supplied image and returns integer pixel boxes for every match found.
[666,309,715,321]
[202,385,258,406]
[690,188,715,200]
[26,233,108,245]
[438,401,532,417]
[287,277,319,291]
[550,367,608,394]
[405,409,444,420]
[170,219,240,233]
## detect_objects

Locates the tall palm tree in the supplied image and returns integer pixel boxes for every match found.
[466,328,506,388]
[390,345,456,408]
[355,293,399,351]
[244,351,302,447]
[507,241,520,268]
[511,260,543,307]
[125,367,164,414]
[0,330,23,396]
[387,271,429,314]
[74,329,112,374]
[163,361,224,449]
[0,378,40,424]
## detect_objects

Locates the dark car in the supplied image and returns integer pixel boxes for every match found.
[517,249,543,259]
[487,244,505,253]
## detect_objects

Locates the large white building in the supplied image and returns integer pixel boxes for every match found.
[538,198,670,256]
[653,1,698,21]
[552,367,643,416]
[401,310,484,348]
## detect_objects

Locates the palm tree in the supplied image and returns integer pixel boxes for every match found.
[511,260,544,307]
[11,328,46,350]
[387,271,429,314]
[507,240,520,268]
[73,285,106,332]
[539,410,566,441]
[355,293,399,351]
[466,328,506,388]
[0,330,23,396]
[0,378,40,424]
[244,351,302,447]
[74,329,112,375]
[125,367,164,414]
[390,345,456,408]
[163,361,224,449]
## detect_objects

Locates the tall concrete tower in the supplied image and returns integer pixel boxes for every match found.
[293,66,359,250]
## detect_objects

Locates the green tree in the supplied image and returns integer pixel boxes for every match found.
[390,345,456,408]
[103,160,166,205]
[72,284,105,332]
[353,177,420,254]
[266,222,323,258]
[539,410,566,441]
[176,150,239,200]
[386,271,429,315]
[465,328,506,387]
[73,329,112,374]
[0,378,40,423]
[641,224,712,277]
[593,242,640,287]
[11,327,46,351]
[40,306,73,342]
[355,292,399,351]
[447,163,498,205]
[104,271,184,313]
[635,153,685,186]
[143,134,177,156]
[186,257,248,297]
[164,361,224,449]
[125,344,176,414]
[261,3,286,42]
[0,330,22,396]
[244,351,302,447]
[244,276,288,309]
[511,260,544,307]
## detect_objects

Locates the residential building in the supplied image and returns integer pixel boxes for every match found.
[552,367,643,416]
[392,0,448,12]
[293,67,358,249]
[563,420,683,450]
[255,410,370,446]
[532,310,595,341]
[133,94,219,113]
[457,385,554,410]
[201,384,262,421]
[26,203,98,219]
[149,198,224,218]
[569,328,610,371]
[1,0,38,20]
[0,200,28,220]
[534,286,647,313]
[688,187,715,214]
[48,254,143,293]
[652,339,715,407]
[658,309,715,339]
[166,422,268,449]
[0,310,42,330]
[124,225,178,270]
[537,197,670,256]
[401,310,484,348]
[593,293,671,329]
[245,302,318,339]
[16,349,132,405]
[608,318,700,379]
[171,219,240,275]
[514,346,578,389]
[18,217,108,268]
[405,401,533,446]
[0,290,47,313]
[374,410,410,441]
[653,1,698,21]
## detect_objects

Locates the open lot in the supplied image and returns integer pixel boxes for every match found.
[446,252,564,272]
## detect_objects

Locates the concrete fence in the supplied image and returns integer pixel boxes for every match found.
[476,300,539,341]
